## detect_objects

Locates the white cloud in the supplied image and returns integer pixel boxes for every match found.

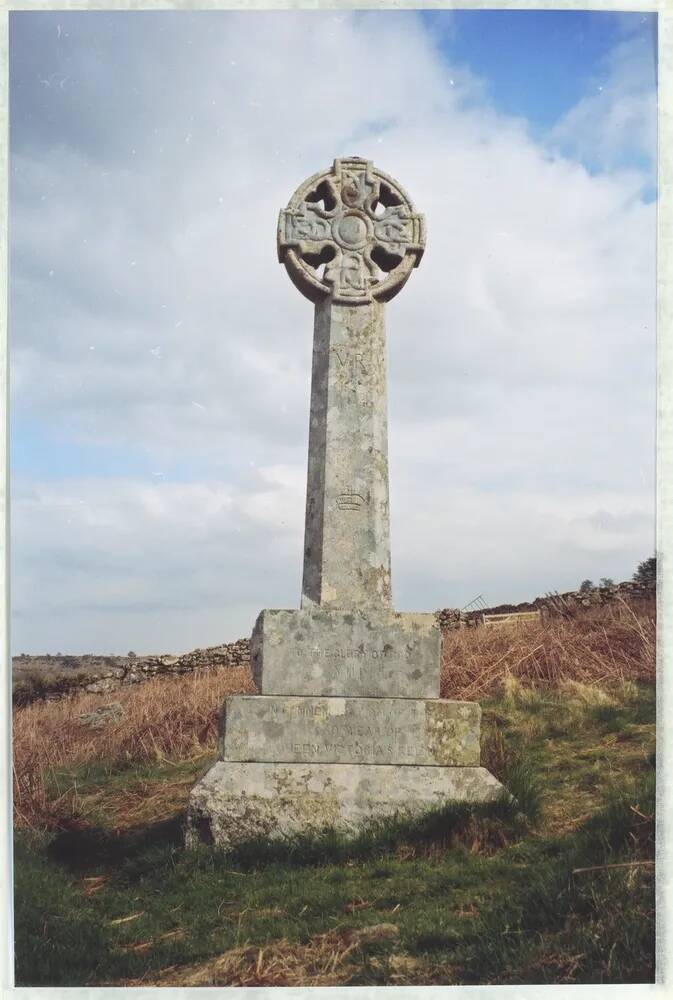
[546,30,656,172]
[10,12,656,651]
[11,472,305,653]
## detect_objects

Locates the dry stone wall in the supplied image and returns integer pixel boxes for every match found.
[12,639,250,705]
[13,580,654,706]
[436,579,655,630]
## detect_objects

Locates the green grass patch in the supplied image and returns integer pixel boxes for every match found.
[461,772,655,984]
[13,683,655,987]
[46,756,207,800]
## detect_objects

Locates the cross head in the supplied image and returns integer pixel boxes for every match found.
[278,158,425,305]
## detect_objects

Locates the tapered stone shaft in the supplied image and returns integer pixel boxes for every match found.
[302,299,391,609]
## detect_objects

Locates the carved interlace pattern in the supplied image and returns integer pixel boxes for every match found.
[278,158,425,305]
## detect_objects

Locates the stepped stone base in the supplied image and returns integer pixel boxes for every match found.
[251,608,441,697]
[185,762,504,850]
[220,696,480,766]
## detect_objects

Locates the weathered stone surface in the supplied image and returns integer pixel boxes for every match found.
[78,701,124,729]
[85,675,124,695]
[186,761,504,850]
[277,157,425,306]
[301,299,392,610]
[220,696,480,766]
[251,608,440,698]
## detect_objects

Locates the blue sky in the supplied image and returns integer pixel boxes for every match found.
[426,11,655,131]
[10,10,657,653]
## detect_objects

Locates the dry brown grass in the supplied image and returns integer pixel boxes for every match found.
[13,666,255,829]
[14,598,655,831]
[125,932,358,987]
[123,925,422,988]
[441,599,655,701]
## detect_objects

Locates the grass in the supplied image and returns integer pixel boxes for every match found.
[12,601,656,986]
[441,597,655,699]
[12,670,93,707]
[12,665,255,829]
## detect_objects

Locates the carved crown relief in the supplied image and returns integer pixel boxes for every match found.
[278,158,426,305]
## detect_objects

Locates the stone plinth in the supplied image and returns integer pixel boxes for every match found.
[186,762,503,851]
[251,608,441,698]
[220,696,481,766]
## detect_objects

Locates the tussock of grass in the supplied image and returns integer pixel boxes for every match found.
[127,930,363,987]
[559,679,619,705]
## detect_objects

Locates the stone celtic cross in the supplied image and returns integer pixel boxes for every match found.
[278,158,426,610]
[187,160,503,851]
[278,156,425,304]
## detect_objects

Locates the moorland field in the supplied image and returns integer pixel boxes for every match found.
[13,597,656,986]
